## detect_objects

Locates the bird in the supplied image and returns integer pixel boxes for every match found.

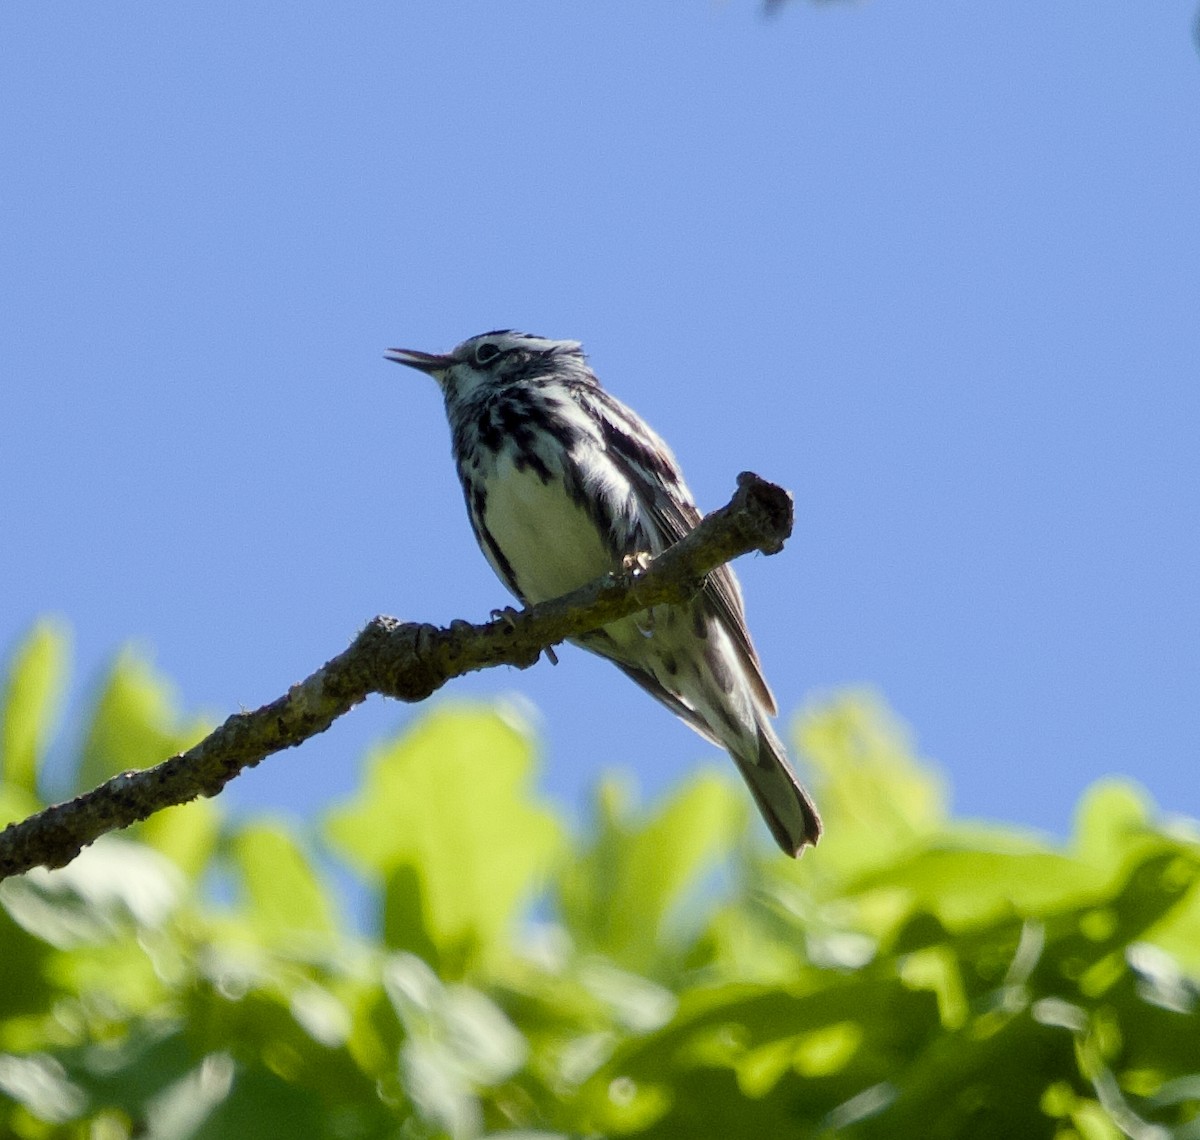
[385,331,821,856]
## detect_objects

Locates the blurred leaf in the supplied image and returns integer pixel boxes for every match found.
[0,897,57,1023]
[1143,876,1200,974]
[173,1058,326,1140]
[325,703,563,972]
[1072,778,1158,870]
[83,1047,327,1140]
[558,770,744,973]
[386,952,528,1138]
[0,836,183,949]
[1,618,69,796]
[57,1023,196,1121]
[0,1052,86,1123]
[794,691,945,882]
[0,839,181,1035]
[1026,849,1200,999]
[585,976,939,1136]
[855,1007,1077,1140]
[0,781,42,829]
[141,797,222,878]
[76,647,211,793]
[2,657,1198,1140]
[853,838,1103,932]
[230,820,337,943]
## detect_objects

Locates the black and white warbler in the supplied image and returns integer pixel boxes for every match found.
[386,331,822,856]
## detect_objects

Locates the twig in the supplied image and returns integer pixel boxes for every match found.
[0,473,793,880]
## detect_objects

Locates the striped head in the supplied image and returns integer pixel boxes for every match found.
[386,330,591,407]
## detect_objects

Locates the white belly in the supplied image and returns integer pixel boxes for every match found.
[480,457,615,603]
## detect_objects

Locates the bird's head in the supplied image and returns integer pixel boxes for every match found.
[386,330,587,403]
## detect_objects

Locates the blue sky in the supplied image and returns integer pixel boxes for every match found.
[3,0,1198,846]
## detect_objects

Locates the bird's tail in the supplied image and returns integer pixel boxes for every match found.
[731,721,822,857]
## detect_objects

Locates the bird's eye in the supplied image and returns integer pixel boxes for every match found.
[474,343,501,366]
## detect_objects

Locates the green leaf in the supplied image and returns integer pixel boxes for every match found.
[0,1052,86,1123]
[1143,875,1200,975]
[230,820,338,942]
[586,976,940,1136]
[792,691,946,883]
[140,797,222,878]
[1072,778,1157,869]
[159,1056,326,1140]
[0,781,42,830]
[55,1023,196,1122]
[4,655,1199,1140]
[325,703,562,972]
[76,647,211,793]
[855,1006,1079,1140]
[558,770,744,973]
[1028,848,1200,998]
[1,618,69,796]
[0,836,184,948]
[386,952,529,1137]
[0,891,58,1020]
[852,838,1104,932]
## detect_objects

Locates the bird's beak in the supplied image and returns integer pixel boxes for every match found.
[384,347,454,374]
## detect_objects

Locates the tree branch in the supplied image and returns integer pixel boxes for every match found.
[0,472,794,881]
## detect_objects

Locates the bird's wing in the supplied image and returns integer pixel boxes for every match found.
[583,388,778,716]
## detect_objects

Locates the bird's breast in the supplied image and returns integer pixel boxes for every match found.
[475,453,617,604]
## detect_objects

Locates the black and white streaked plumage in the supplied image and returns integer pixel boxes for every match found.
[386,331,822,856]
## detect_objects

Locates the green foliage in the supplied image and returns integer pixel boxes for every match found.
[1,620,69,803]
[1,627,1198,1139]
[326,703,563,976]
[76,646,212,794]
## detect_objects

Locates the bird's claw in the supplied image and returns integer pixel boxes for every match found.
[489,606,521,630]
[621,551,652,577]
[489,605,557,664]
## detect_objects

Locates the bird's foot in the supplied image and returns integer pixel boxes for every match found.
[621,551,652,577]
[489,605,522,630]
[489,605,558,663]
